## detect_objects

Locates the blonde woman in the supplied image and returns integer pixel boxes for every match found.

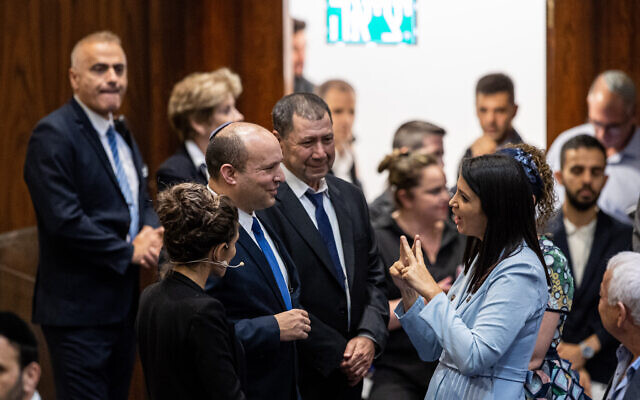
[157,68,243,191]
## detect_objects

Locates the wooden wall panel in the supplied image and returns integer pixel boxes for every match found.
[0,1,285,399]
[547,0,640,148]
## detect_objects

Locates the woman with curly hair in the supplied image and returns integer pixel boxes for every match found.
[136,183,246,399]
[499,144,588,400]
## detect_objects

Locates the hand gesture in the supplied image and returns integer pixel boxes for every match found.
[399,236,442,301]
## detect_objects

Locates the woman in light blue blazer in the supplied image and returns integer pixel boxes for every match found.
[390,154,550,399]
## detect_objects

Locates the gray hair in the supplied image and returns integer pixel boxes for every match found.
[71,31,123,67]
[590,70,636,113]
[272,93,332,138]
[607,251,640,324]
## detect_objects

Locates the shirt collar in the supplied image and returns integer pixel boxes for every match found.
[74,95,114,136]
[207,185,255,232]
[282,164,329,199]
[184,139,206,168]
[618,126,640,161]
[563,215,597,236]
[616,345,640,375]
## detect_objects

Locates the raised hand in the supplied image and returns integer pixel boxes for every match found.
[399,236,442,301]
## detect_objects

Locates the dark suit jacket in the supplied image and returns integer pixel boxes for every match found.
[24,98,158,326]
[603,360,640,400]
[136,271,246,400]
[546,210,632,383]
[156,144,208,192]
[207,219,301,400]
[260,175,389,400]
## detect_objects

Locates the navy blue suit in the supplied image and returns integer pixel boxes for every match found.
[23,98,158,399]
[156,144,208,192]
[207,219,301,400]
[547,210,632,384]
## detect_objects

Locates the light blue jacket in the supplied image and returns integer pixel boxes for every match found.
[396,243,548,400]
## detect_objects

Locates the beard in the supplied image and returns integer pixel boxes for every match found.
[2,373,24,400]
[565,186,599,211]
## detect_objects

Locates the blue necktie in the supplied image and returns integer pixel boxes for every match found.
[106,125,139,242]
[251,217,292,310]
[304,191,346,289]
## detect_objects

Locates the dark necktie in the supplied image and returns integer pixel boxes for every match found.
[251,217,292,310]
[199,163,208,181]
[106,125,138,241]
[304,191,346,289]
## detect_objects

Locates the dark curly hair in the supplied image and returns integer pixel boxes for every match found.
[156,183,238,267]
[503,143,557,231]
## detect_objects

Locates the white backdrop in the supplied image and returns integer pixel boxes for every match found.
[289,0,546,200]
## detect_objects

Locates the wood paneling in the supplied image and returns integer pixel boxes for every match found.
[547,0,640,148]
[0,1,285,399]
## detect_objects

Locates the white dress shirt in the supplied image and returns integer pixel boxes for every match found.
[282,165,351,325]
[564,217,597,288]
[75,96,139,208]
[207,185,289,288]
[184,139,209,180]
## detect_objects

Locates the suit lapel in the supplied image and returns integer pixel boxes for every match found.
[579,212,609,295]
[327,182,355,288]
[276,183,344,288]
[236,226,287,310]
[71,100,124,199]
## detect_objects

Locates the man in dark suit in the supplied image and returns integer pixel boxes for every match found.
[261,93,388,400]
[598,252,640,400]
[205,122,310,400]
[547,134,632,397]
[23,31,162,400]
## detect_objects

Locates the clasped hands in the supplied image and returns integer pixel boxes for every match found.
[132,225,164,269]
[389,235,443,309]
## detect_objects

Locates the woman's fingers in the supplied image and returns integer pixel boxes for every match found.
[414,238,425,266]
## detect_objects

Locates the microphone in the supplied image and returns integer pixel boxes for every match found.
[220,260,244,269]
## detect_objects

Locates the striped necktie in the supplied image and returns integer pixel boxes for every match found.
[106,125,139,241]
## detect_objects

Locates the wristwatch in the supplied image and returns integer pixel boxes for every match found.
[579,341,595,359]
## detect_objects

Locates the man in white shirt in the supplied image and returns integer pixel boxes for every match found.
[599,252,640,400]
[547,70,640,225]
[546,134,633,397]
[0,312,42,400]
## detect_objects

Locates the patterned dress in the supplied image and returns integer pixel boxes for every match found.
[525,236,590,400]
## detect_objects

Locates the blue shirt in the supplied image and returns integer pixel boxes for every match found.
[606,345,640,400]
[547,124,640,226]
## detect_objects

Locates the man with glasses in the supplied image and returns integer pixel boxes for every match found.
[547,70,640,225]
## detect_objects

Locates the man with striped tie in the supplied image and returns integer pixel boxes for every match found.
[205,121,310,400]
[24,31,162,400]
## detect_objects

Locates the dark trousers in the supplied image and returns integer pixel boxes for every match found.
[368,368,428,400]
[300,367,363,400]
[42,317,136,400]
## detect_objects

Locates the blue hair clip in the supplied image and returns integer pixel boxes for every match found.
[209,121,235,141]
[498,147,543,198]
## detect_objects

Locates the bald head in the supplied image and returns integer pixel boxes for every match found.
[206,122,277,178]
[206,122,284,213]
[587,71,637,152]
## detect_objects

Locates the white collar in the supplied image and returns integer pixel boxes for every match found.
[184,139,206,168]
[282,164,329,199]
[207,185,255,232]
[74,95,114,136]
